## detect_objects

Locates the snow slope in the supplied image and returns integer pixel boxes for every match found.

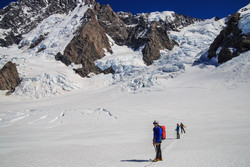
[0,52,250,166]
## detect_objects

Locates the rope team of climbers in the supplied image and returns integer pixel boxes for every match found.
[152,120,186,162]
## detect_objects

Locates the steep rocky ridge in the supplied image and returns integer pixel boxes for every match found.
[95,3,129,46]
[55,8,113,77]
[207,7,250,64]
[118,11,200,32]
[142,22,175,65]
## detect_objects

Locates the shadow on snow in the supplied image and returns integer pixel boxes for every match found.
[121,159,151,162]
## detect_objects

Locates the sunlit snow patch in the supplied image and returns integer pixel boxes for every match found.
[148,11,175,22]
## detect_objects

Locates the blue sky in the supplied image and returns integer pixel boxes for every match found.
[0,0,249,19]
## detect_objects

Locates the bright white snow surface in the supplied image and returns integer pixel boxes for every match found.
[1,5,250,167]
[0,51,250,167]
[148,11,175,22]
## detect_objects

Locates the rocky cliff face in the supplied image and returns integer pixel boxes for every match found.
[56,8,112,77]
[95,3,129,46]
[142,22,175,65]
[0,61,20,90]
[207,8,250,64]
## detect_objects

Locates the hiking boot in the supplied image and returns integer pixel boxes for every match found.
[153,159,160,162]
[159,158,163,161]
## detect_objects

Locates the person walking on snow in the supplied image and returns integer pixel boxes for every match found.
[153,120,163,162]
[176,123,180,139]
[180,123,186,134]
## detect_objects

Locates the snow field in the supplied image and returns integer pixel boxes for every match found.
[1,62,250,167]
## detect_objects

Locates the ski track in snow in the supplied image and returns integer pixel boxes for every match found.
[144,139,177,167]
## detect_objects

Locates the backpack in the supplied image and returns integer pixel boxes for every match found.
[159,126,166,140]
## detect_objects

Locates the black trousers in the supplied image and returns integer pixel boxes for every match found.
[181,128,185,133]
[177,131,180,139]
[155,144,162,159]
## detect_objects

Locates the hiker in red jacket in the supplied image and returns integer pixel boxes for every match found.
[153,120,163,162]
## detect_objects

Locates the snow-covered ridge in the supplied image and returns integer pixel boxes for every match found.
[117,10,199,31]
[20,3,90,54]
[148,11,175,22]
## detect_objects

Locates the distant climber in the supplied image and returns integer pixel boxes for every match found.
[153,120,163,162]
[180,123,186,134]
[176,123,180,139]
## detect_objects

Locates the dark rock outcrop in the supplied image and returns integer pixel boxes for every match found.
[207,11,250,64]
[0,61,21,90]
[95,3,129,46]
[142,22,175,65]
[56,8,112,77]
[29,33,48,49]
